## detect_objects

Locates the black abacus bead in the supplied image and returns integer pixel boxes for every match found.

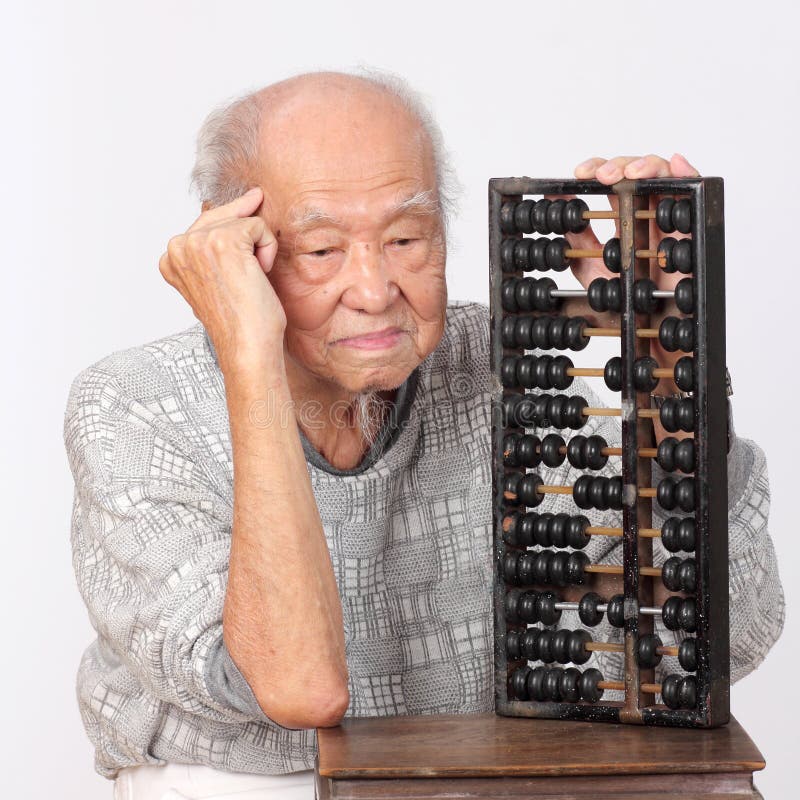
[503,473,522,505]
[588,278,608,312]
[518,590,540,622]
[657,478,678,510]
[677,559,697,593]
[531,317,551,349]
[565,317,590,351]
[507,630,523,659]
[607,477,624,510]
[657,438,678,472]
[560,667,582,701]
[543,667,564,700]
[678,518,697,551]
[603,238,622,272]
[563,198,590,233]
[551,629,571,663]
[661,674,682,709]
[501,317,517,348]
[519,473,545,507]
[532,199,550,235]
[527,666,548,701]
[634,356,659,393]
[656,198,676,233]
[532,551,552,584]
[533,513,553,547]
[572,475,593,509]
[510,667,529,700]
[549,512,569,547]
[658,237,677,273]
[514,316,534,348]
[566,435,587,469]
[565,551,590,585]
[637,634,663,669]
[565,396,588,429]
[546,238,570,271]
[548,394,567,428]
[678,675,697,708]
[675,439,696,473]
[514,199,535,233]
[678,599,697,632]
[567,515,591,549]
[678,638,698,672]
[662,557,682,591]
[673,199,692,234]
[501,357,518,388]
[673,239,693,274]
[661,597,682,631]
[502,279,519,312]
[518,553,537,585]
[502,433,519,465]
[500,202,517,234]
[579,591,603,627]
[604,357,622,392]
[634,279,660,314]
[532,395,551,427]
[502,512,522,546]
[505,589,521,621]
[522,628,543,660]
[589,477,609,511]
[659,317,679,352]
[551,356,574,391]
[675,478,695,512]
[675,278,694,314]
[547,199,567,235]
[549,551,569,587]
[605,278,622,312]
[660,517,682,552]
[585,436,608,470]
[678,399,695,432]
[501,239,517,272]
[537,434,561,467]
[568,630,592,665]
[518,514,538,547]
[518,434,542,467]
[579,668,605,703]
[515,278,536,311]
[549,316,568,350]
[607,594,626,628]
[675,319,695,352]
[527,238,548,271]
[660,399,695,434]
[523,355,547,389]
[537,591,561,625]
[502,551,520,583]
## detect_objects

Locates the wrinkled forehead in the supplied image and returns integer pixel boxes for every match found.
[255,90,437,219]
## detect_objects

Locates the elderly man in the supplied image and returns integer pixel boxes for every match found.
[64,71,784,799]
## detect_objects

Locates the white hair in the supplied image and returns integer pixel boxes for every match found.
[189,67,460,238]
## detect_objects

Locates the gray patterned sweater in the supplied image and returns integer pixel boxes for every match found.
[64,302,784,779]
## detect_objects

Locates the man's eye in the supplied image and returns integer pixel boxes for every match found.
[308,248,335,257]
[390,238,415,247]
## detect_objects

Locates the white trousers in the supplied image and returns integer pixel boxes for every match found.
[113,763,315,800]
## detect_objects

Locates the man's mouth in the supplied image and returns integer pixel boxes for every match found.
[333,327,406,350]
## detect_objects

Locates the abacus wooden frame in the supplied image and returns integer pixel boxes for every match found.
[489,177,729,728]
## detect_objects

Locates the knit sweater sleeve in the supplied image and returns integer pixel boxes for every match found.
[64,358,273,724]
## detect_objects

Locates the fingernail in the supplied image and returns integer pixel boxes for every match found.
[245,187,261,196]
[575,158,596,174]
[629,158,647,172]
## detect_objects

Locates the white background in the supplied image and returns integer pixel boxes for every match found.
[3,1,797,797]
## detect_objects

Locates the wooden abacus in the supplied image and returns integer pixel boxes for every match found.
[489,177,729,727]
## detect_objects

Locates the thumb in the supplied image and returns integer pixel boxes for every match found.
[189,187,264,231]
[670,153,700,178]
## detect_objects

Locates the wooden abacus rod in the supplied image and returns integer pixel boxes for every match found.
[567,366,674,379]
[584,564,663,577]
[585,526,661,538]
[562,248,662,260]
[583,327,660,339]
[583,407,660,419]
[536,485,658,499]
[599,680,662,694]
[582,209,657,221]
[585,641,678,657]
[550,445,658,459]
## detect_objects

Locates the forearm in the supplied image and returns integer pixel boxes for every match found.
[222,356,348,728]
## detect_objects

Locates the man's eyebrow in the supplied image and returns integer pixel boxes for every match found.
[288,190,440,234]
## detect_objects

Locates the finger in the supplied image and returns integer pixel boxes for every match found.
[595,156,641,184]
[574,157,607,179]
[623,154,673,179]
[670,153,700,177]
[233,216,279,274]
[187,186,264,232]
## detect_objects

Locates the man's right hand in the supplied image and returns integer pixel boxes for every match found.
[158,186,285,374]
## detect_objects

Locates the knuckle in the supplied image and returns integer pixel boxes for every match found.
[206,228,230,254]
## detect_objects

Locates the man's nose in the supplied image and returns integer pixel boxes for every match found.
[339,242,400,314]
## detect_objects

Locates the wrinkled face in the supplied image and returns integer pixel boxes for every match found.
[257,86,448,395]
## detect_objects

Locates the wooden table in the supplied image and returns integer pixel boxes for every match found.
[315,713,765,799]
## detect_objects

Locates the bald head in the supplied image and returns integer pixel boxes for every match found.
[190,70,456,233]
